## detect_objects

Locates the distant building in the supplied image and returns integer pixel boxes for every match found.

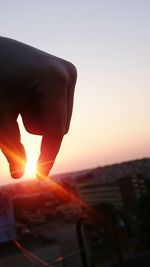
[75,172,123,209]
[1,157,150,224]
[118,174,147,210]
[71,158,150,211]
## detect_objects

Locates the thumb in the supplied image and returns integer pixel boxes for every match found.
[0,118,26,178]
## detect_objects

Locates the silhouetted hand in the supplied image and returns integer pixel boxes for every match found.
[0,37,77,179]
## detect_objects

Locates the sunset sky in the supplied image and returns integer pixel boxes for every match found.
[0,1,150,184]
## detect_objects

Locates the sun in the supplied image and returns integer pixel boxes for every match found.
[25,158,37,177]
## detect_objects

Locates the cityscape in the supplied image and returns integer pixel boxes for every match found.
[0,2,150,267]
[0,158,150,266]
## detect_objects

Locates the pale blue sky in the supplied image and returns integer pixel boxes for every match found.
[0,1,150,183]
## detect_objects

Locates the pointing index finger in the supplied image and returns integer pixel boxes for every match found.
[36,133,63,179]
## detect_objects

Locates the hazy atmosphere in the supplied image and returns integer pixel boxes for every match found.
[0,0,150,184]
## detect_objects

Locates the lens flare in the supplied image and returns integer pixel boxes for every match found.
[25,158,36,177]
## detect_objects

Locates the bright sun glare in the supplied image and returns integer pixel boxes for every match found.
[25,158,37,177]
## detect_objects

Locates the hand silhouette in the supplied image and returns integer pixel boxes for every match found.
[0,37,77,179]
